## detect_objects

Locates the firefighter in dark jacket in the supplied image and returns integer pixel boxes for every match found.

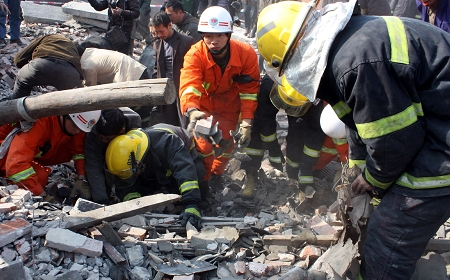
[257,0,450,278]
[105,124,205,229]
[240,74,326,198]
[88,0,140,55]
[83,108,141,204]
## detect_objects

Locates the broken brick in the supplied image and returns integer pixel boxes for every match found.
[117,224,147,241]
[299,245,322,260]
[0,218,32,247]
[0,202,17,214]
[234,261,246,274]
[248,262,279,277]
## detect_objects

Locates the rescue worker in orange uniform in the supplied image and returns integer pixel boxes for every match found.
[179,6,260,187]
[0,111,101,198]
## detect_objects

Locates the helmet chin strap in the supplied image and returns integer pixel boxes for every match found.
[60,115,76,136]
[208,42,229,55]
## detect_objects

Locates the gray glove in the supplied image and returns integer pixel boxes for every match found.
[186,109,206,133]
[231,124,252,148]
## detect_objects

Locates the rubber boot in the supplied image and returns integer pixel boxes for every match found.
[242,172,256,199]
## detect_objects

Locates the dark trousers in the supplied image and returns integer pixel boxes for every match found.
[361,191,450,279]
[12,58,83,99]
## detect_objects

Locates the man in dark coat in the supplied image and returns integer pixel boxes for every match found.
[151,12,195,127]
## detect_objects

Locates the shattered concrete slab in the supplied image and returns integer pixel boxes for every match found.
[22,1,73,24]
[45,228,103,257]
[61,1,108,29]
[64,193,181,230]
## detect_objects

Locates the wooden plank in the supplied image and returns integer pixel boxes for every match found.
[263,232,339,248]
[97,221,123,247]
[103,242,127,265]
[64,193,181,231]
[0,78,176,126]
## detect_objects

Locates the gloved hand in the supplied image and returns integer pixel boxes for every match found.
[231,119,252,148]
[186,109,206,133]
[70,179,92,200]
[213,138,233,156]
[237,124,251,147]
[179,204,202,229]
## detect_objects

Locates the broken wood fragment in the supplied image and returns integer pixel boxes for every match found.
[103,242,127,266]
[263,231,339,248]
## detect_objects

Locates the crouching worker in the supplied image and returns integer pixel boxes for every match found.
[105,124,206,229]
[0,111,101,200]
[82,108,141,204]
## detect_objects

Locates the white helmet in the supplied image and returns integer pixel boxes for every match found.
[198,6,233,33]
[69,110,101,133]
[320,104,346,139]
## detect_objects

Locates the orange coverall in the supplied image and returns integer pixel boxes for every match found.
[179,39,260,180]
[0,116,86,195]
[313,136,349,171]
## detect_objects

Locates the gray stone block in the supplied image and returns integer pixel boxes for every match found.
[0,260,25,280]
[22,2,72,24]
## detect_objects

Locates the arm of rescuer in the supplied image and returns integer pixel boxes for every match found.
[149,127,201,205]
[5,119,54,196]
[84,129,109,203]
[338,63,426,197]
[147,127,202,227]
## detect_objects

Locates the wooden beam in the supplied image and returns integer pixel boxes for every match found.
[0,78,176,126]
[63,193,181,231]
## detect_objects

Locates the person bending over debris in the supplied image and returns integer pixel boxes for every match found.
[78,46,153,127]
[0,111,101,200]
[83,108,142,204]
[257,0,450,277]
[11,34,84,100]
[105,124,206,229]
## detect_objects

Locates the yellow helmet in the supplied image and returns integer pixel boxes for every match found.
[256,0,319,72]
[105,129,149,180]
[270,75,312,117]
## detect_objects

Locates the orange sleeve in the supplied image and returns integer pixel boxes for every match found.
[5,119,52,195]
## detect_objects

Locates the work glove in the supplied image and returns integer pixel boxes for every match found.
[231,123,252,148]
[70,179,92,200]
[213,138,233,157]
[179,204,202,230]
[186,109,206,133]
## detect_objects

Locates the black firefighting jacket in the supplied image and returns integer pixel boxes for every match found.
[140,124,202,205]
[317,15,450,197]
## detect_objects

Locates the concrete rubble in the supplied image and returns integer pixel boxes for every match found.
[1,2,450,280]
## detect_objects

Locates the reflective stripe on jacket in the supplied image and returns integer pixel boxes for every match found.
[318,16,450,197]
